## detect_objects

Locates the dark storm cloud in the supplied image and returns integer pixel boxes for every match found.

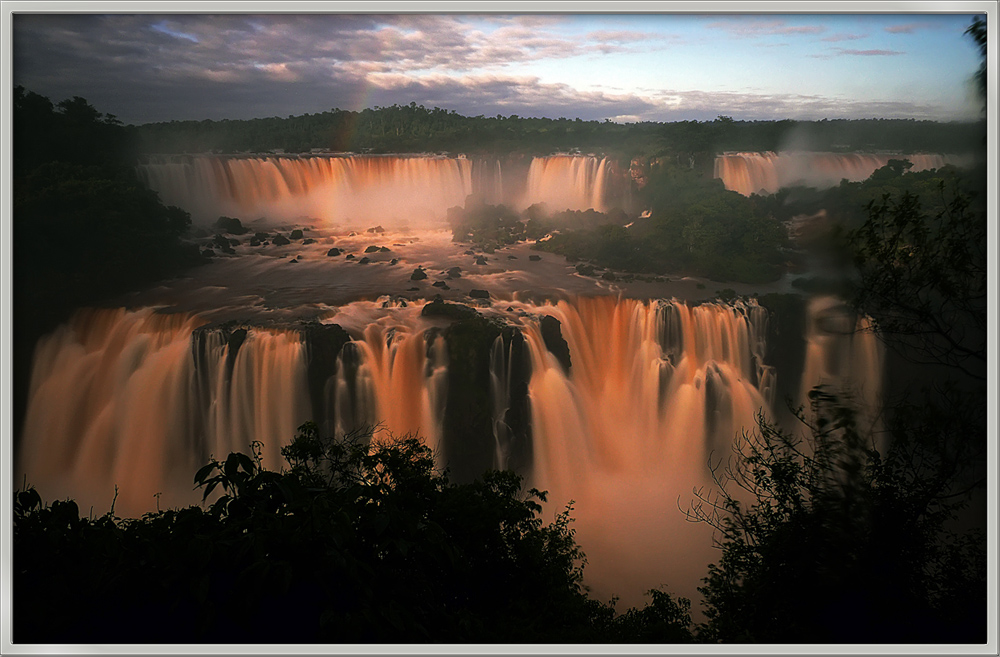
[361,73,661,121]
[10,13,968,125]
[13,15,355,121]
[12,13,626,123]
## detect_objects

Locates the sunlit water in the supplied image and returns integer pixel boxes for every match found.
[19,154,886,610]
[715,151,972,196]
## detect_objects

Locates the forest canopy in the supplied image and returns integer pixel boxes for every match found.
[132,103,985,158]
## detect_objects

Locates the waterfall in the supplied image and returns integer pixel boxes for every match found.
[16,305,448,517]
[799,296,885,443]
[495,297,773,606]
[138,154,477,227]
[714,151,972,196]
[138,153,619,225]
[16,295,883,605]
[18,308,311,517]
[514,297,771,485]
[327,322,449,455]
[521,155,611,212]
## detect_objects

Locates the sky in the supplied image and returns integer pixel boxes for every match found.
[10,9,986,125]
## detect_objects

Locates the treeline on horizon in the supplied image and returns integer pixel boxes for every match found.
[131,103,986,157]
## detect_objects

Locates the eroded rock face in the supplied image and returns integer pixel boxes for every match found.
[437,310,504,482]
[540,315,572,373]
[630,157,649,190]
[495,328,533,474]
[300,323,353,437]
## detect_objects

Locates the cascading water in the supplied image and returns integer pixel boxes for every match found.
[16,303,449,518]
[138,155,478,227]
[327,322,449,454]
[17,294,883,606]
[714,151,971,196]
[502,296,775,606]
[799,296,885,442]
[18,307,312,517]
[138,153,614,226]
[521,155,610,212]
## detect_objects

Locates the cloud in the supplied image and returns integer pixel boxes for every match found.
[10,13,975,125]
[609,114,644,123]
[836,48,905,56]
[821,32,867,42]
[150,21,199,42]
[644,88,959,122]
[707,18,826,37]
[361,71,662,121]
[256,63,301,82]
[12,13,673,121]
[884,22,933,34]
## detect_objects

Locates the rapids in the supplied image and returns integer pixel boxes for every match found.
[18,153,887,609]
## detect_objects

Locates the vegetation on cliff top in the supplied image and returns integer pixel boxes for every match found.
[131,101,984,158]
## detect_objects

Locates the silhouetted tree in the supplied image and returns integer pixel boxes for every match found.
[848,179,986,380]
[12,88,200,441]
[689,391,986,643]
[965,17,987,111]
[14,424,608,643]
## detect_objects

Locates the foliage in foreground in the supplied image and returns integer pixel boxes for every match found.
[13,423,692,644]
[689,390,986,643]
[848,176,987,381]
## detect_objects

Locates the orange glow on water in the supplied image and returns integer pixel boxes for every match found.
[522,155,610,212]
[714,151,970,196]
[18,296,882,607]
